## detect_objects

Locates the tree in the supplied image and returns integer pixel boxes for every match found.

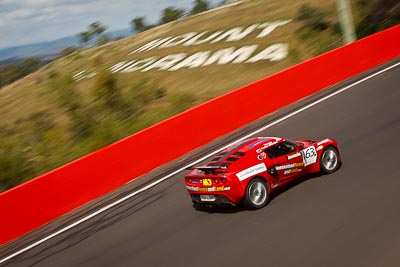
[190,0,209,15]
[78,31,91,47]
[20,58,42,76]
[78,21,110,46]
[131,17,147,32]
[0,63,20,88]
[297,4,330,31]
[160,7,185,24]
[356,0,400,38]
[88,21,108,45]
[78,21,108,48]
[48,72,81,113]
[0,58,43,88]
[89,21,107,37]
[170,92,195,113]
[0,154,32,192]
[93,71,122,111]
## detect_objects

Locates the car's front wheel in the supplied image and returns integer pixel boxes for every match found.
[244,178,269,209]
[320,146,340,174]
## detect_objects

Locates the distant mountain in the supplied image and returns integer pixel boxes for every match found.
[0,58,20,67]
[0,36,78,61]
[0,29,132,61]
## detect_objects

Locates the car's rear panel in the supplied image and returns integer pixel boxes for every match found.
[185,169,245,205]
[184,137,276,205]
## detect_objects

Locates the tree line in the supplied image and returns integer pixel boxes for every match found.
[0,58,44,88]
[355,0,400,38]
[294,1,399,54]
[131,0,210,32]
[78,0,212,47]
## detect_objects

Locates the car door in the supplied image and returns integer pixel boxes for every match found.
[264,141,304,181]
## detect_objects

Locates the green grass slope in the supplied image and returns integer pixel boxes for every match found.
[0,0,345,191]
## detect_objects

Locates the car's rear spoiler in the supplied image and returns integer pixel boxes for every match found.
[187,165,227,174]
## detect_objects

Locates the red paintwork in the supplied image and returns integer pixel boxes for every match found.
[185,137,340,205]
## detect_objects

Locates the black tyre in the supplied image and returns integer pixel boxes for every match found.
[320,146,340,174]
[244,178,269,209]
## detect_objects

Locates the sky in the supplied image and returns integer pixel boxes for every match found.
[0,0,221,49]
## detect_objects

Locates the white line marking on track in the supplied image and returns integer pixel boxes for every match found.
[1,61,399,264]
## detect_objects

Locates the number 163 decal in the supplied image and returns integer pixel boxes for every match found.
[301,146,317,166]
[202,179,212,186]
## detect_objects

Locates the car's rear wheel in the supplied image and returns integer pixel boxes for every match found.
[320,146,340,174]
[244,178,268,209]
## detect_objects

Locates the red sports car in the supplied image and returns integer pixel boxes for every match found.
[184,137,340,209]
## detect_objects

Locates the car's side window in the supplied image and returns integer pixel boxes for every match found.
[265,141,296,159]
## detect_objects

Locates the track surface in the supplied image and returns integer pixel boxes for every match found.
[3,62,400,266]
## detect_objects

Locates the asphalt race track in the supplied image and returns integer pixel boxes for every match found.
[2,60,400,266]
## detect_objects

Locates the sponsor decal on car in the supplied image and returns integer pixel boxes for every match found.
[261,138,282,150]
[236,163,267,181]
[316,145,323,151]
[257,152,267,160]
[186,185,231,192]
[287,152,301,160]
[283,168,302,175]
[276,162,304,170]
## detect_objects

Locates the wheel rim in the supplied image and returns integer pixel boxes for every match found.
[248,181,267,206]
[322,149,338,171]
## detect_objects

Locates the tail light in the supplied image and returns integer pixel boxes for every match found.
[214,178,227,185]
[185,177,226,185]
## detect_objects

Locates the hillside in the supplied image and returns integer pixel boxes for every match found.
[0,0,345,191]
[0,29,132,61]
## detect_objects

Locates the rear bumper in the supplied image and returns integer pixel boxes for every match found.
[190,193,237,206]
[185,179,245,205]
